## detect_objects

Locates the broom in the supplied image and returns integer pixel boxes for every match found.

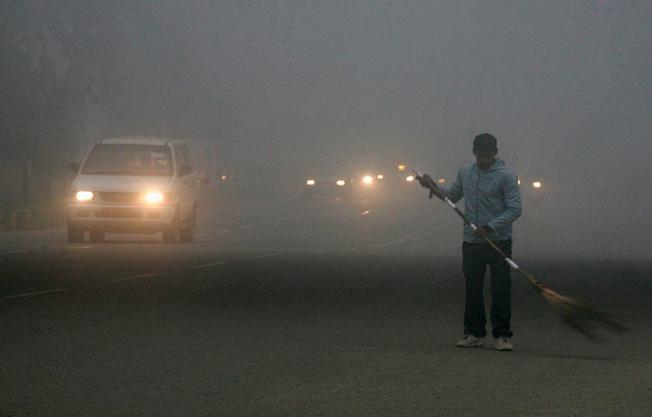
[412,169,628,341]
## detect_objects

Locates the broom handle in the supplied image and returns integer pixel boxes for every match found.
[412,170,630,338]
[413,170,546,293]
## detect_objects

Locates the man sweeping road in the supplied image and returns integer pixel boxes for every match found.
[419,133,522,351]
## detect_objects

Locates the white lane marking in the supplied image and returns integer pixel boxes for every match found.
[70,245,93,250]
[3,288,66,299]
[361,230,436,251]
[407,231,432,241]
[361,210,371,216]
[190,261,230,270]
[0,249,29,255]
[253,252,282,259]
[188,252,281,271]
[370,233,414,248]
[110,273,158,283]
[209,216,287,236]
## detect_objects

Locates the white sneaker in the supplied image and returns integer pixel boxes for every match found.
[494,337,514,351]
[456,335,484,348]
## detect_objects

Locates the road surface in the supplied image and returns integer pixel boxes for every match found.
[1,192,650,416]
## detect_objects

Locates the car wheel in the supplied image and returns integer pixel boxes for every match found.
[162,228,177,243]
[179,206,196,243]
[89,230,105,243]
[163,208,180,243]
[67,224,85,243]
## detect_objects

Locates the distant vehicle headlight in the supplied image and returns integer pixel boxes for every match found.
[437,178,446,184]
[376,174,384,180]
[397,164,406,172]
[75,191,94,202]
[336,180,346,186]
[406,175,415,182]
[306,179,316,186]
[362,175,374,185]
[144,191,164,204]
[532,181,542,189]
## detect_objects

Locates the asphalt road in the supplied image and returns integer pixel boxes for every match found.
[1,192,650,416]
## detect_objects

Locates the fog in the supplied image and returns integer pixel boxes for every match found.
[2,1,651,259]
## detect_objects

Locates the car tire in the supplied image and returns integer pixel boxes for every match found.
[179,205,196,243]
[89,230,105,243]
[163,208,180,244]
[162,228,177,243]
[67,224,85,243]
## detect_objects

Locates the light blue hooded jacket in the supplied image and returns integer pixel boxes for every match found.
[440,158,521,243]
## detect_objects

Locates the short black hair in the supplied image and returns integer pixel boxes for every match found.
[473,133,498,152]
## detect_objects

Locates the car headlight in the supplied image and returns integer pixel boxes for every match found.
[362,175,374,185]
[306,179,316,186]
[532,181,542,189]
[406,175,415,182]
[144,191,164,204]
[336,180,346,186]
[376,174,384,180]
[75,191,94,202]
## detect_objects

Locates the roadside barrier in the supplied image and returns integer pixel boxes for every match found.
[0,206,66,231]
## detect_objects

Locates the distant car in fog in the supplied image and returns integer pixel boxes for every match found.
[517,172,548,195]
[303,174,352,201]
[67,137,202,243]
[303,171,389,203]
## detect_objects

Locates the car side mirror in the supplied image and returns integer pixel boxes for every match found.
[68,162,80,172]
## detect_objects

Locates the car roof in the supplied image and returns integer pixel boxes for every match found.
[98,136,186,146]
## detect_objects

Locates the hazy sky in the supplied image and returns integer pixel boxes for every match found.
[101,1,651,182]
[5,1,651,257]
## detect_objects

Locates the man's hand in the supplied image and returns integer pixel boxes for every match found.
[418,174,444,199]
[473,225,493,239]
[418,174,434,189]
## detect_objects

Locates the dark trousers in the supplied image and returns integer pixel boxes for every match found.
[462,240,514,338]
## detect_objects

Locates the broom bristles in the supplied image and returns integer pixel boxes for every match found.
[517,269,628,340]
[541,286,629,341]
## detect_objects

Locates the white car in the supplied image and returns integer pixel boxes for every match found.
[67,137,201,243]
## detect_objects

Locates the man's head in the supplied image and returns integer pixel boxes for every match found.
[473,133,498,170]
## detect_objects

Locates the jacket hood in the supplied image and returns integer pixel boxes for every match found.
[474,157,506,173]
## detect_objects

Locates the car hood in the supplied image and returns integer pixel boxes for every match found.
[72,175,176,193]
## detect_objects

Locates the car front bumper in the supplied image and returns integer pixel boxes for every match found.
[67,203,176,232]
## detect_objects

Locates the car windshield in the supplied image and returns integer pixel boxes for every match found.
[82,144,173,176]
